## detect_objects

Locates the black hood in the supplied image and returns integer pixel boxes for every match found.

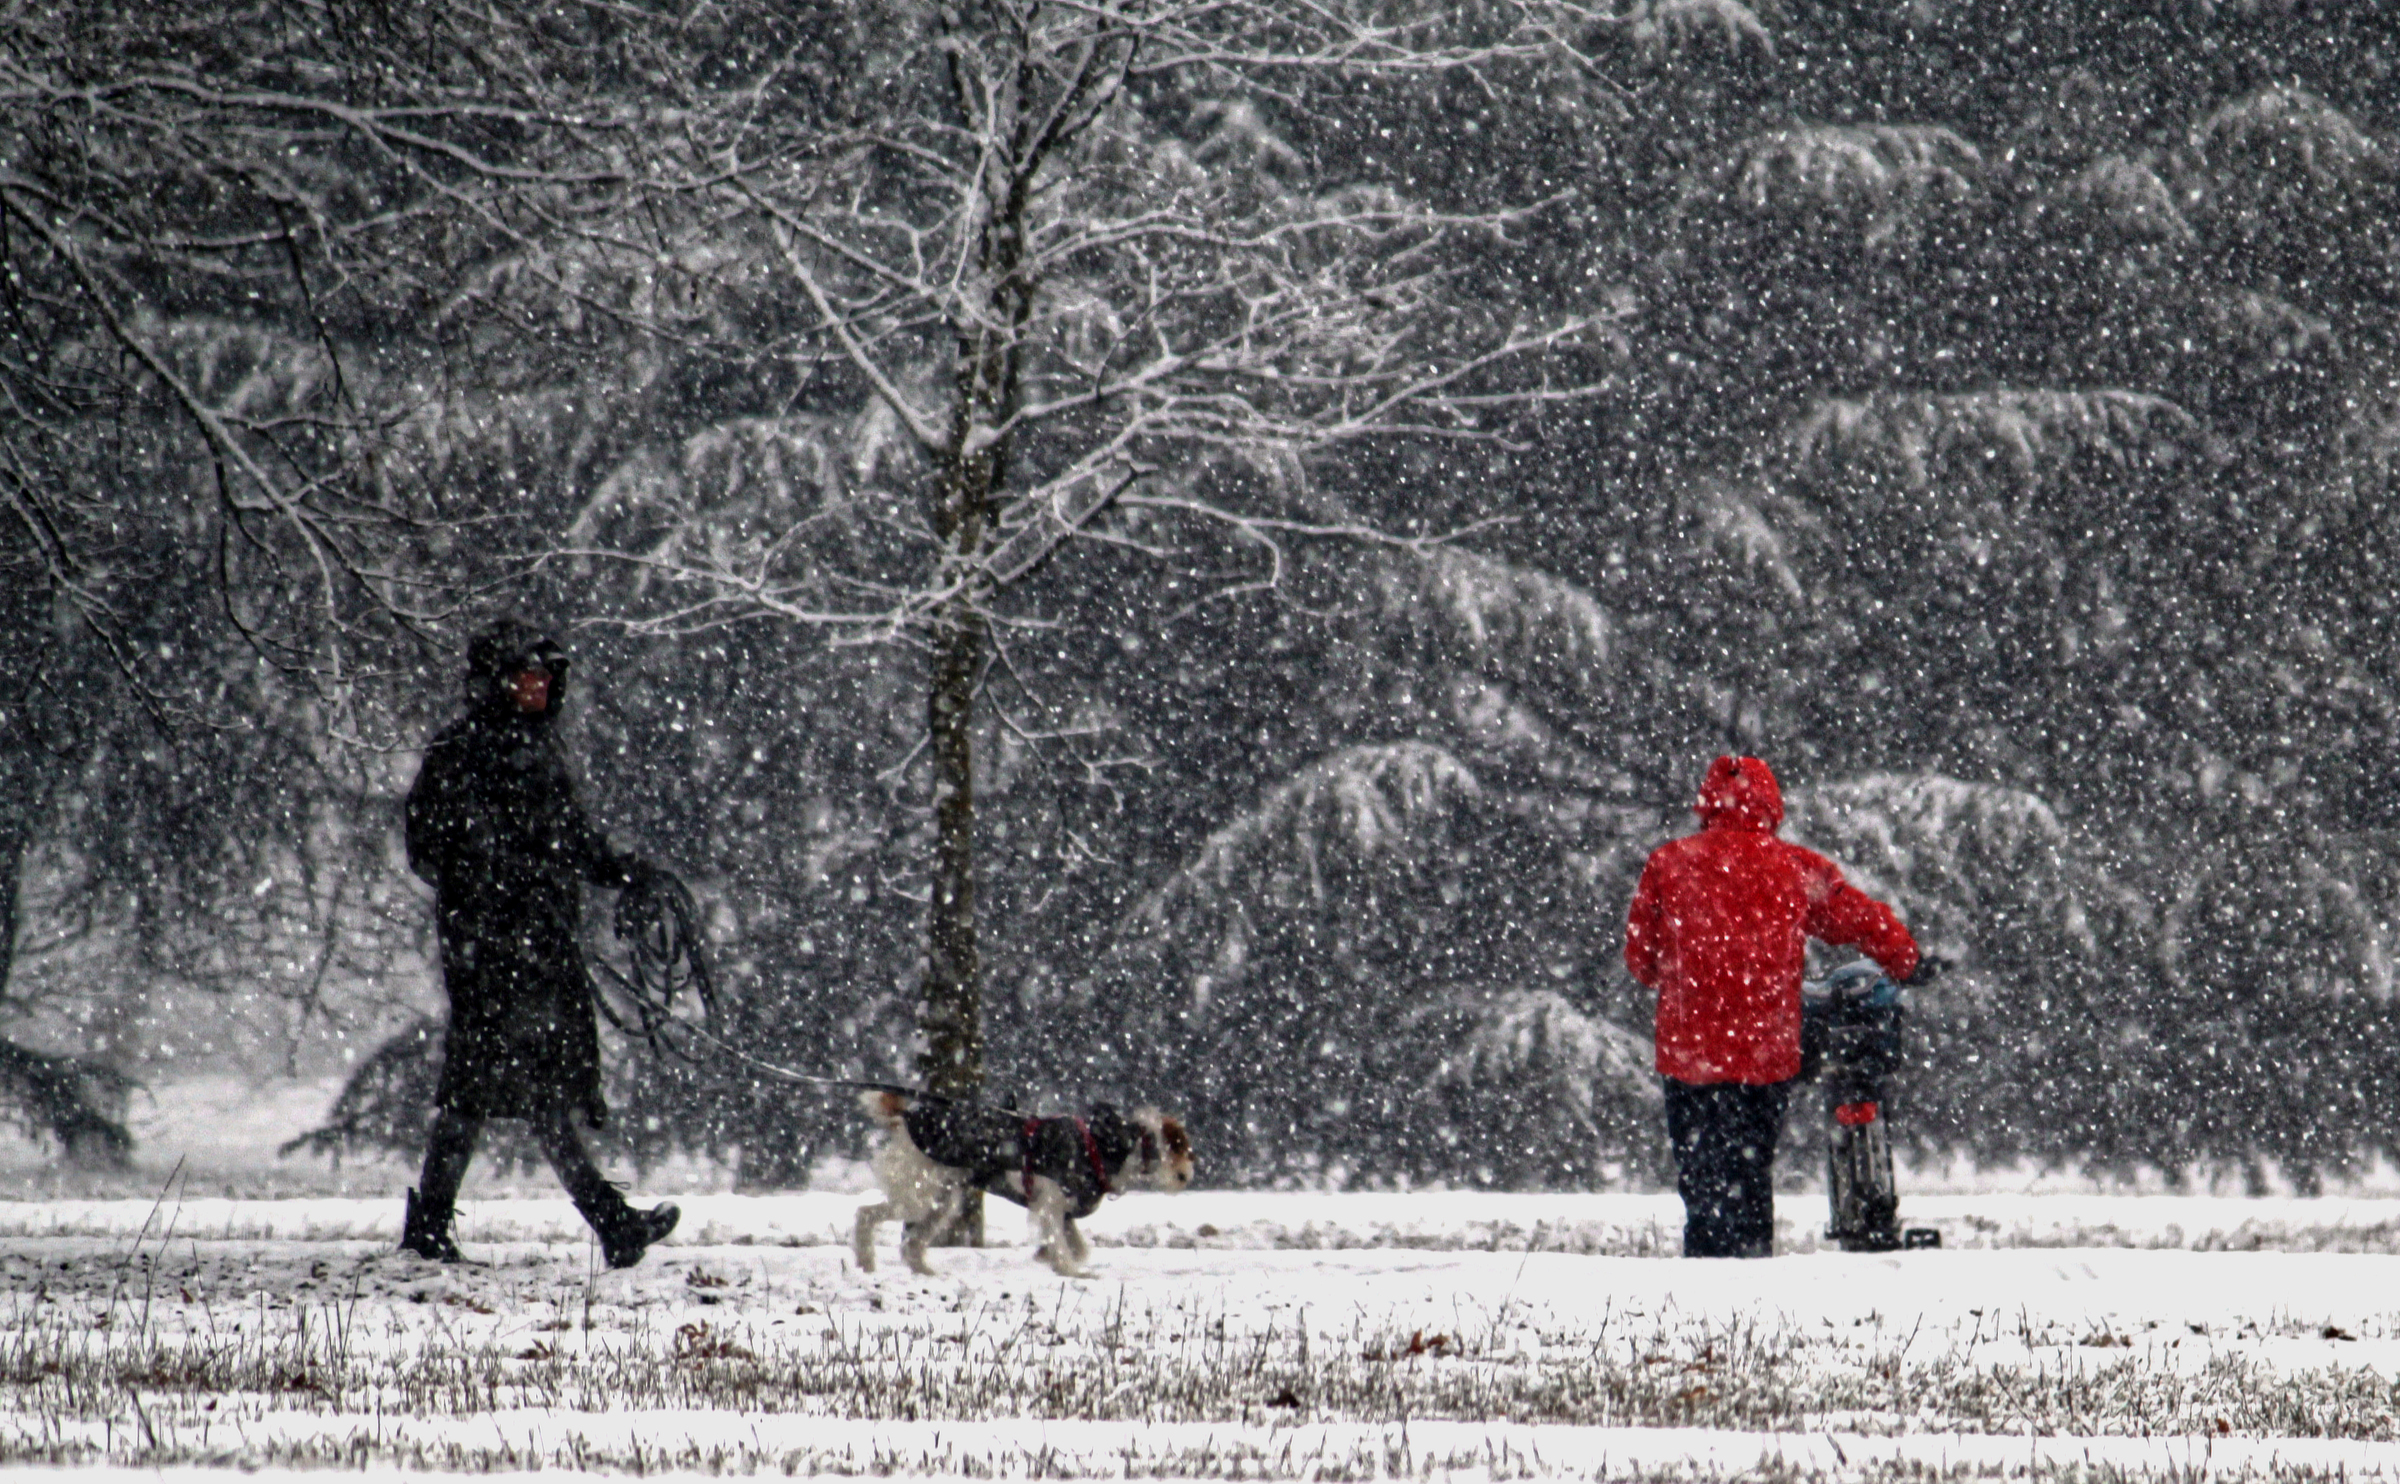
[464,620,569,719]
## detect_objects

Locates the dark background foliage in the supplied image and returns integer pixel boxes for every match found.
[5,1,2396,1191]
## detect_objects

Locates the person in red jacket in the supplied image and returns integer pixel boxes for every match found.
[1625,756,1919,1257]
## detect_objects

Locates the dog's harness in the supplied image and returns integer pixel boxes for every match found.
[1023,1117,1116,1205]
[895,1102,1140,1220]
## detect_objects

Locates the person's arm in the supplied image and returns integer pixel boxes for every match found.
[404,743,478,888]
[1624,857,1666,989]
[534,746,648,890]
[556,795,646,890]
[1799,851,1919,983]
[405,738,534,942]
[402,765,444,887]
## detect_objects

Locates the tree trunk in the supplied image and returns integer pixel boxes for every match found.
[918,439,994,1243]
[914,139,1029,1239]
[0,809,22,1012]
[919,586,986,1101]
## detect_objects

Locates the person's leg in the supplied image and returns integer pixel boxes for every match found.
[1664,1078,1741,1257]
[529,1105,680,1268]
[1726,1080,1793,1258]
[403,1109,481,1260]
[529,1104,632,1227]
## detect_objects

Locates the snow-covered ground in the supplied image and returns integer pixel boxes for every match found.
[6,1182,2400,1481]
[9,1078,2400,1480]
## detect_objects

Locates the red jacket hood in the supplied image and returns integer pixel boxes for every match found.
[1695,755,1783,833]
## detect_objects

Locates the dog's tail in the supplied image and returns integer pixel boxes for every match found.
[859,1088,911,1130]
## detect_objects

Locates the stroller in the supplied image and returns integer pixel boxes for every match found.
[1801,960,1941,1252]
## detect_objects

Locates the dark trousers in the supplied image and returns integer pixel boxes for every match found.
[416,1106,632,1237]
[1662,1077,1792,1258]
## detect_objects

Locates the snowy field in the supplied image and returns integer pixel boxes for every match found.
[9,1081,2400,1481]
[10,1190,2400,1481]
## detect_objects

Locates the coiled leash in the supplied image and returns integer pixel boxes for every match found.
[589,866,719,1061]
[608,867,718,1027]
[590,871,955,1104]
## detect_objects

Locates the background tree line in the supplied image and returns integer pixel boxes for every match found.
[5,1,2396,1193]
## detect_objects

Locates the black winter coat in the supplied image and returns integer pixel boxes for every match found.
[404,705,640,1122]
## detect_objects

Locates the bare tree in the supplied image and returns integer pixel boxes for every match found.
[0,4,690,695]
[566,2,1614,1121]
[0,3,664,1151]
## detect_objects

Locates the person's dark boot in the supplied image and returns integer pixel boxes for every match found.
[400,1188,463,1263]
[599,1202,680,1269]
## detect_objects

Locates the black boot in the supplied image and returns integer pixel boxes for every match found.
[400,1188,463,1263]
[530,1104,679,1268]
[600,1202,681,1269]
[406,1110,480,1263]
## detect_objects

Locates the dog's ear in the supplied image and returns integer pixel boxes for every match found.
[1158,1115,1190,1161]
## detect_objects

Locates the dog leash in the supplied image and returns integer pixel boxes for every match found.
[670,1002,1139,1212]
[601,923,1155,1204]
[618,967,1136,1202]
[659,1013,954,1103]
[590,920,969,1106]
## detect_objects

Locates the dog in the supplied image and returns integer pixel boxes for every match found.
[853,1090,1194,1276]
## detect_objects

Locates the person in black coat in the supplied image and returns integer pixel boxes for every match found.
[398,620,680,1267]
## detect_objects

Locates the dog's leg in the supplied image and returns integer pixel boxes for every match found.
[901,1181,962,1276]
[1063,1215,1091,1269]
[1026,1189,1054,1266]
[852,1201,891,1273]
[1028,1181,1084,1277]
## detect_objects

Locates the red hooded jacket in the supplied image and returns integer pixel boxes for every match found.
[1625,757,1919,1085]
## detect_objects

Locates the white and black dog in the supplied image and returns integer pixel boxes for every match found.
[853,1090,1194,1276]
